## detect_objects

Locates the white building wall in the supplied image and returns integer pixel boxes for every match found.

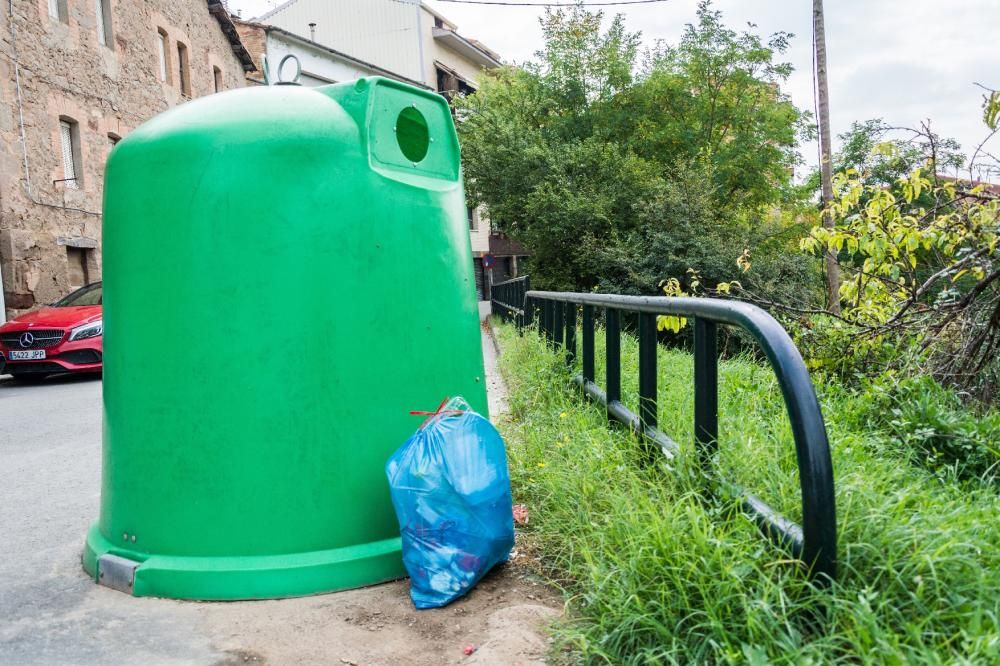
[260,0,423,83]
[265,32,384,85]
[468,207,489,254]
[421,10,488,88]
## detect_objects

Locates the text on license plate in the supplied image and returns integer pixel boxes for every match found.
[7,350,45,360]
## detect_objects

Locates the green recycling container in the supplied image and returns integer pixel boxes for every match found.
[82,77,488,600]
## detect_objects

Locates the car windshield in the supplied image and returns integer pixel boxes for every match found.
[54,282,102,307]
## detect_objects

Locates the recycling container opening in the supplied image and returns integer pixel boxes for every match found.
[83,77,488,600]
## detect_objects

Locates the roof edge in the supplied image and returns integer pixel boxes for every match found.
[256,0,303,21]
[207,1,257,72]
[432,27,501,69]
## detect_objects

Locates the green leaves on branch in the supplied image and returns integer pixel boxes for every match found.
[802,164,998,328]
[984,89,1000,130]
[798,136,1000,398]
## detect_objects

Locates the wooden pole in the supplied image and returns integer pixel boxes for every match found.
[813,0,841,315]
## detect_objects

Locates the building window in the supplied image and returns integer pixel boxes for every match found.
[66,247,91,291]
[435,64,476,101]
[177,42,191,96]
[157,29,169,82]
[473,258,486,301]
[95,0,112,46]
[48,0,67,23]
[213,66,223,93]
[108,133,120,153]
[467,206,478,231]
[59,118,82,190]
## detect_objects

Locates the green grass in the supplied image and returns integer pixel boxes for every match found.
[493,320,1000,664]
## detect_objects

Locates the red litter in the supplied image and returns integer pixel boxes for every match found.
[513,504,529,525]
[463,644,477,656]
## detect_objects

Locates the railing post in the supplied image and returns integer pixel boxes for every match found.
[539,300,546,341]
[553,300,564,348]
[565,305,576,367]
[638,312,658,447]
[543,300,555,347]
[605,308,620,423]
[694,318,719,468]
[521,277,535,326]
[582,304,594,383]
[516,280,525,333]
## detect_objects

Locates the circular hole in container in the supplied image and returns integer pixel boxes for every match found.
[396,106,430,163]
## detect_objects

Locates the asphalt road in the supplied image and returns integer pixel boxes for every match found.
[0,321,559,666]
[0,373,219,665]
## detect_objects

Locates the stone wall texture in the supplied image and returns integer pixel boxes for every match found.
[0,0,250,315]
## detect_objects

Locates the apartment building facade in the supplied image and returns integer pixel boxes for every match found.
[238,0,506,299]
[0,0,254,319]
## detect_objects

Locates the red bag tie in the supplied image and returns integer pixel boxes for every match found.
[410,397,464,428]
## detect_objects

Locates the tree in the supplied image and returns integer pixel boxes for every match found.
[619,4,806,212]
[804,119,964,197]
[455,1,812,295]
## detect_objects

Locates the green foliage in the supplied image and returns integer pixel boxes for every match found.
[859,375,1000,483]
[494,320,1000,664]
[983,88,1000,131]
[797,157,1000,397]
[623,4,807,211]
[784,313,920,378]
[455,1,812,295]
[804,119,964,194]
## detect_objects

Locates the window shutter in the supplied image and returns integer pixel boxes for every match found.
[48,0,59,19]
[60,120,78,189]
[95,0,106,46]
[158,32,168,82]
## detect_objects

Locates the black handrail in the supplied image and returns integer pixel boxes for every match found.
[490,276,530,329]
[497,286,837,584]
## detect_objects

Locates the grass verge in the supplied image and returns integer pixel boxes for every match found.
[493,320,999,664]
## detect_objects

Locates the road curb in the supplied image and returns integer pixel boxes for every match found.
[486,317,502,356]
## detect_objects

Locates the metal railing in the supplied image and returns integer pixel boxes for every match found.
[492,282,837,583]
[490,276,530,328]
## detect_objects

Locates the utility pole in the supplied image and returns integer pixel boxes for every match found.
[813,0,841,315]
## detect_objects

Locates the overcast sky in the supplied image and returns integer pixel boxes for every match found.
[229,0,998,178]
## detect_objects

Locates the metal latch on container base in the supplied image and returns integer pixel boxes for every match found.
[97,554,140,594]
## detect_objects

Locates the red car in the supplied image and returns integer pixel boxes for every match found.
[0,281,103,381]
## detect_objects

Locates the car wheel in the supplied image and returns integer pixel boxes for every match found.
[11,373,47,383]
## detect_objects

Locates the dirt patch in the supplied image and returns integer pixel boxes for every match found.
[199,563,561,666]
[213,649,267,665]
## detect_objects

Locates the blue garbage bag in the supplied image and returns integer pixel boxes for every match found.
[386,397,515,609]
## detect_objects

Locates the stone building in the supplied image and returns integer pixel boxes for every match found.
[0,1,254,320]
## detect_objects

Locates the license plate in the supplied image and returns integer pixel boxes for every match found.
[8,350,46,361]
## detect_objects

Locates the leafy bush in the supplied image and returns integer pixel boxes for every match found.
[785,315,924,379]
[859,375,1000,483]
[789,96,1000,402]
